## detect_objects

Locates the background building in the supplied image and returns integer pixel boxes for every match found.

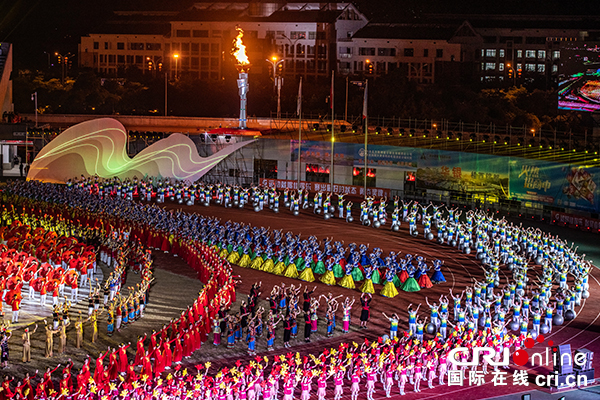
[348,24,461,83]
[78,2,600,88]
[79,2,369,82]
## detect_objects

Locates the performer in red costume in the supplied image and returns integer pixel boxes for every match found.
[118,342,131,375]
[134,334,146,366]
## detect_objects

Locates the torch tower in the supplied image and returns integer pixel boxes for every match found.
[232,28,251,129]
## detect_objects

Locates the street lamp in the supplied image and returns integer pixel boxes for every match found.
[266,56,284,86]
[507,63,516,86]
[173,54,179,79]
[55,52,71,84]
[266,56,284,119]
[365,59,373,75]
[146,56,163,76]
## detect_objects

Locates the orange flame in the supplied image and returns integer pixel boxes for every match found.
[232,28,250,65]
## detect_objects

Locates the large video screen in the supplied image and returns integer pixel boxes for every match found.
[558,42,600,112]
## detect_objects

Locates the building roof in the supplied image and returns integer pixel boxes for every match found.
[261,9,342,23]
[353,24,456,41]
[94,22,172,36]
[172,7,342,23]
[88,10,176,35]
[423,14,600,31]
[172,8,247,21]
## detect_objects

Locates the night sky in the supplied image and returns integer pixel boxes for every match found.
[1,0,599,69]
[0,0,193,69]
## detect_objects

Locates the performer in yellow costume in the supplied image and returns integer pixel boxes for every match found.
[226,247,240,265]
[338,263,356,290]
[298,253,315,282]
[319,260,337,286]
[380,268,399,298]
[359,266,375,294]
[283,261,299,279]
[237,244,252,268]
[272,257,286,275]
[249,249,265,270]
[219,246,229,259]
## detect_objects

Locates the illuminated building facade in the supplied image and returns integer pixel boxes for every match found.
[346,24,462,84]
[79,2,369,82]
[78,2,600,86]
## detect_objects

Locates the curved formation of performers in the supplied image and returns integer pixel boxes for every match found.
[0,176,591,399]
[0,219,96,324]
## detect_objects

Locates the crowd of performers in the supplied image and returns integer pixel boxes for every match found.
[16,176,593,341]
[0,319,535,400]
[0,180,237,398]
[0,177,591,399]
[211,281,359,354]
[0,237,234,400]
[0,217,97,324]
[98,231,154,338]
[0,202,158,358]
[60,176,592,313]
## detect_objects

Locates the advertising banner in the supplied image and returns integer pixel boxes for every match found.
[290,140,356,166]
[508,159,599,212]
[259,178,391,198]
[552,211,600,231]
[415,149,509,198]
[290,140,416,168]
[286,139,600,213]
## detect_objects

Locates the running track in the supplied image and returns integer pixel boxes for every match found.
[157,200,600,400]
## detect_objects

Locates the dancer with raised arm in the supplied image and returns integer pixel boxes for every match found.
[342,297,355,333]
[382,312,399,339]
[360,293,372,329]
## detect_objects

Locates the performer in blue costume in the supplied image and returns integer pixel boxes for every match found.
[431,259,446,284]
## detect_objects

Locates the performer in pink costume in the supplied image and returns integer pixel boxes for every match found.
[413,361,424,393]
[262,377,274,400]
[365,367,377,400]
[213,318,221,346]
[427,356,437,389]
[342,297,354,333]
[300,372,313,400]
[316,370,330,400]
[333,369,344,400]
[282,376,294,400]
[350,370,361,400]
[438,353,448,385]
[398,364,408,396]
[246,375,258,400]
[384,364,394,398]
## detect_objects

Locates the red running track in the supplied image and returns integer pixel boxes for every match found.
[156,200,600,399]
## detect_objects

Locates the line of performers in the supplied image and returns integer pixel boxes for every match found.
[212,282,360,354]
[10,178,446,300]
[78,175,590,309]
[2,318,524,400]
[0,218,236,399]
[7,179,591,343]
[0,178,590,399]
[0,215,97,324]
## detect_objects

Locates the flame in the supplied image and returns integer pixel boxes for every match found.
[232,28,250,65]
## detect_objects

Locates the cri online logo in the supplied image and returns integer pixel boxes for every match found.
[513,335,554,366]
[449,335,563,367]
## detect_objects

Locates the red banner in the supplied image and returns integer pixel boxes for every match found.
[259,178,391,198]
[552,211,600,231]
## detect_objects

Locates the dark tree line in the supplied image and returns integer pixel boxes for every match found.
[12,68,588,134]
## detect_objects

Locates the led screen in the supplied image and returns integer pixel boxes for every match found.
[558,42,600,112]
